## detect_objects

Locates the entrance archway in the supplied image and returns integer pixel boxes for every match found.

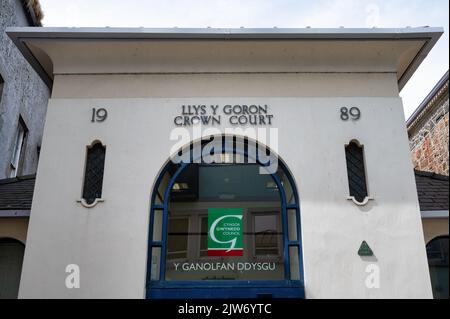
[146,136,304,299]
[0,238,25,299]
[426,235,449,299]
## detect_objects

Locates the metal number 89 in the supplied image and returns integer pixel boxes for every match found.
[340,107,360,121]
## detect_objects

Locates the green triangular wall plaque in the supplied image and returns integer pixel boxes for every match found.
[358,241,374,256]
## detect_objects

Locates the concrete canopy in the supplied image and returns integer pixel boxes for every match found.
[6,27,443,90]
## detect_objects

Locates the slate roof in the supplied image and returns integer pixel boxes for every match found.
[415,170,449,211]
[0,175,36,210]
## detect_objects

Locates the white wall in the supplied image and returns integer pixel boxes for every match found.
[19,90,432,298]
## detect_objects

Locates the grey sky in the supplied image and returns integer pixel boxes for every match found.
[39,0,449,119]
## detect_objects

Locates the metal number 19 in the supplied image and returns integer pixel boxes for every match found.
[91,108,108,122]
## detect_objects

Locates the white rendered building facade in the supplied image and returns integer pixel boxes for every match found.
[6,27,444,299]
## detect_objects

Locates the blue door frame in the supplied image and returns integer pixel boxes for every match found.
[146,139,304,299]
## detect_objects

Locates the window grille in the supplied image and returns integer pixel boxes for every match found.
[345,141,368,203]
[82,142,106,204]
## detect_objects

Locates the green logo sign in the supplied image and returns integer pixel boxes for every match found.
[208,208,243,256]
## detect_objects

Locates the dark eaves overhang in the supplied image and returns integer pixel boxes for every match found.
[6,27,444,90]
[406,69,449,127]
[0,174,36,218]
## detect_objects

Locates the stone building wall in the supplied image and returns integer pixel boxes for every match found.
[408,78,449,176]
[0,0,50,179]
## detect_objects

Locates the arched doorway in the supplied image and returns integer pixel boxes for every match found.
[426,235,449,299]
[0,238,25,299]
[146,136,304,299]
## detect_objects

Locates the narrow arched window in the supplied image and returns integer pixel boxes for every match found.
[345,140,368,203]
[427,236,449,299]
[0,238,25,299]
[82,142,106,204]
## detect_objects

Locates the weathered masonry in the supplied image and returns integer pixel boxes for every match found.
[7,27,443,298]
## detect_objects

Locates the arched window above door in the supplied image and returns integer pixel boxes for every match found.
[146,135,304,299]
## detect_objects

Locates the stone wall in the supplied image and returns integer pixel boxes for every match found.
[409,82,449,176]
[0,0,50,179]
